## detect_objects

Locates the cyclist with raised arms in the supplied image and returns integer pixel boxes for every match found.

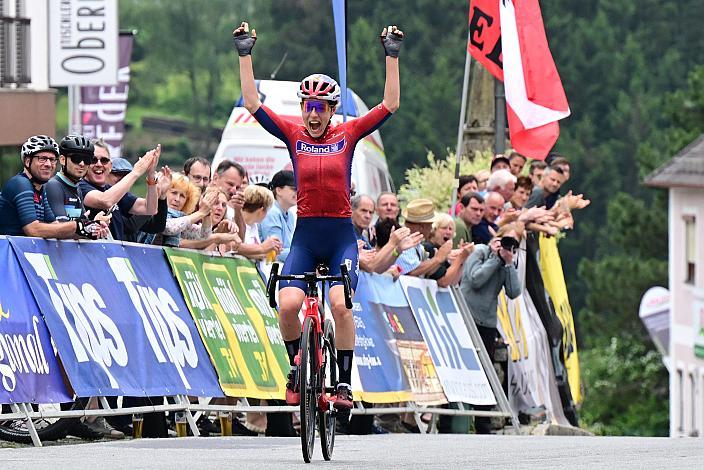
[233,21,403,410]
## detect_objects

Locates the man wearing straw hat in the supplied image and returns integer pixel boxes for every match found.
[396,198,452,277]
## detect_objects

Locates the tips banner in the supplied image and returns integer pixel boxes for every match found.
[8,238,222,398]
[0,238,70,404]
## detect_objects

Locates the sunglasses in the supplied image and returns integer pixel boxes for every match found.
[91,157,111,165]
[68,154,93,165]
[301,100,329,114]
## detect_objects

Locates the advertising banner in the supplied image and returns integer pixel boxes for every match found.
[400,276,495,405]
[369,275,445,405]
[80,33,134,157]
[539,235,582,404]
[0,239,71,404]
[165,250,288,399]
[9,238,222,398]
[352,273,412,403]
[48,0,119,86]
[497,292,538,413]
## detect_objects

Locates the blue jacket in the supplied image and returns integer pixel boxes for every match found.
[259,201,295,261]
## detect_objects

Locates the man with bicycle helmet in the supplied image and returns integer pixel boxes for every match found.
[45,134,94,220]
[0,135,107,238]
[233,21,403,410]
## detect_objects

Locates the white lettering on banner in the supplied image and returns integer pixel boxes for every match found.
[232,323,259,344]
[247,283,276,319]
[182,270,211,311]
[211,278,246,317]
[416,306,467,370]
[265,325,284,346]
[24,253,126,389]
[108,258,198,390]
[0,316,51,393]
[198,318,226,341]
[356,354,382,369]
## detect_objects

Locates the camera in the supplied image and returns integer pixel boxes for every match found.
[500,236,519,253]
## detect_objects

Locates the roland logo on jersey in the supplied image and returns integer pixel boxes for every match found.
[296,138,346,155]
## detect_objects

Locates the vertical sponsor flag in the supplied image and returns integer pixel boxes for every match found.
[80,32,135,158]
[468,0,570,159]
[0,239,71,404]
[331,0,349,121]
[538,234,582,404]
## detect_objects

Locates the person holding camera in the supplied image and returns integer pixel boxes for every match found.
[460,222,522,433]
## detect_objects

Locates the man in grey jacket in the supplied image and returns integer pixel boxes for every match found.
[459,223,522,433]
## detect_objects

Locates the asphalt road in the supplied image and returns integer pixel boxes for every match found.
[1,435,702,469]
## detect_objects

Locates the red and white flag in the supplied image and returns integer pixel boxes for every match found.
[468,0,569,160]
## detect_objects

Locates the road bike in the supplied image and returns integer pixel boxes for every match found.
[267,263,353,463]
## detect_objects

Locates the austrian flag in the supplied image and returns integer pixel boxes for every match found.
[468,0,570,159]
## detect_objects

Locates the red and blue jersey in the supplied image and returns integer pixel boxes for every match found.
[253,103,392,218]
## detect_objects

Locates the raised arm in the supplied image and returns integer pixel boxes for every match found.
[83,146,158,210]
[380,25,403,113]
[233,22,261,114]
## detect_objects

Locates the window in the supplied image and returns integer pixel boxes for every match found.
[0,0,31,87]
[685,216,696,284]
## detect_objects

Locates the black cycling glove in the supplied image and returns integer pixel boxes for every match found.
[233,27,257,56]
[75,219,100,240]
[380,29,403,58]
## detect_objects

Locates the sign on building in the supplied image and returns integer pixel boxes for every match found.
[48,0,118,86]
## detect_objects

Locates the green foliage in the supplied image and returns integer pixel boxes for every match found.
[397,150,492,210]
[579,336,669,436]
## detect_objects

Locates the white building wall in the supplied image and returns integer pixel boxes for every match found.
[669,187,704,437]
[26,0,49,89]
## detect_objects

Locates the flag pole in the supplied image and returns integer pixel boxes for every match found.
[494,79,506,154]
[451,29,473,214]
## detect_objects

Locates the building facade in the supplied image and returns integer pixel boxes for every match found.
[1,0,55,181]
[646,135,704,438]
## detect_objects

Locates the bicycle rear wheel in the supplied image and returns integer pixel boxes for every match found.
[0,398,87,444]
[319,318,337,461]
[299,316,317,463]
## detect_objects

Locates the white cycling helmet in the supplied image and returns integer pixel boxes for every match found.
[297,74,340,103]
[21,135,60,160]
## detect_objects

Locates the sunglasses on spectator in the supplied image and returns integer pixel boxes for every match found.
[301,100,330,114]
[91,157,111,165]
[68,154,93,165]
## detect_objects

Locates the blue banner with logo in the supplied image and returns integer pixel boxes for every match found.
[0,238,71,404]
[352,273,411,403]
[400,276,496,405]
[8,238,223,398]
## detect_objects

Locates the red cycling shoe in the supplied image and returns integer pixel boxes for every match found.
[331,383,353,410]
[286,355,301,405]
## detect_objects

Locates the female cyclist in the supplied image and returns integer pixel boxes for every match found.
[233,21,403,410]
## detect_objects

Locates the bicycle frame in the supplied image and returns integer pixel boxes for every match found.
[266,263,352,462]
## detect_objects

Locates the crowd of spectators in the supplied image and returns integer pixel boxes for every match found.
[0,133,589,437]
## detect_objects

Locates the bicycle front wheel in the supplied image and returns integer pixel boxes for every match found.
[299,316,317,463]
[319,318,337,461]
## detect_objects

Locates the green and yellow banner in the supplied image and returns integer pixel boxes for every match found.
[539,235,582,404]
[165,249,289,399]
